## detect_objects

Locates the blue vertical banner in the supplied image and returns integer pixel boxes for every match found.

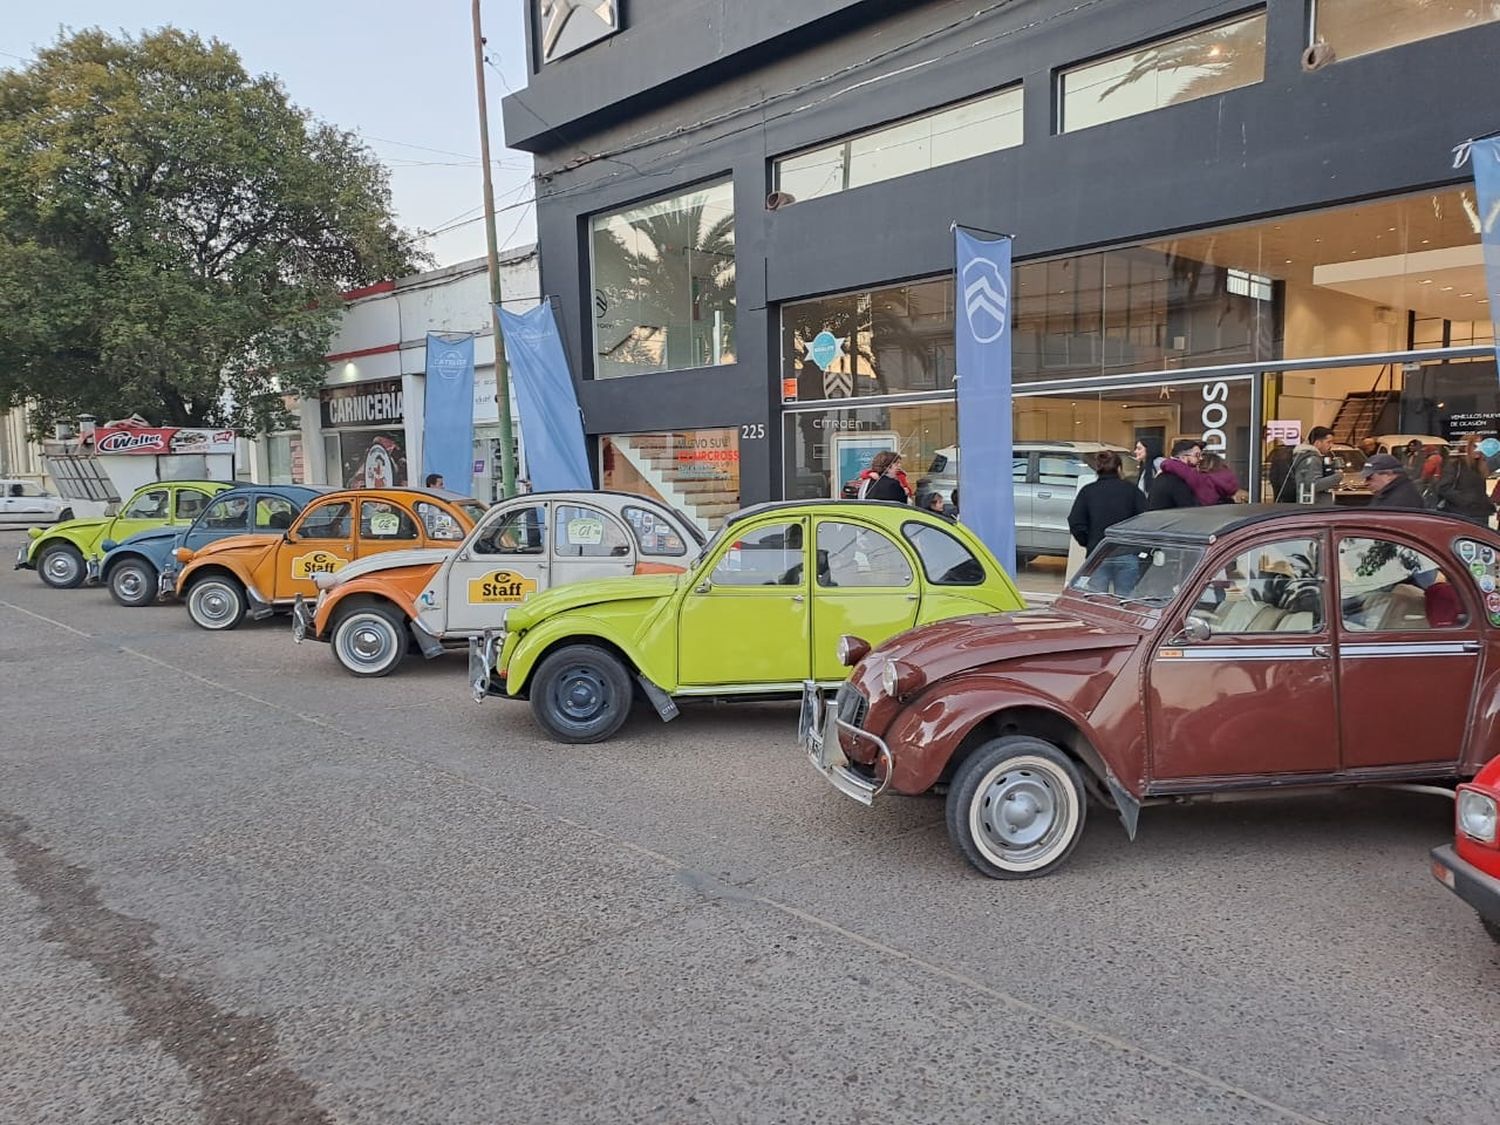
[1470,135,1500,370]
[954,226,1016,576]
[422,333,476,491]
[497,301,592,491]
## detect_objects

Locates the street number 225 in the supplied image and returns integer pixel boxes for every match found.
[740,423,765,440]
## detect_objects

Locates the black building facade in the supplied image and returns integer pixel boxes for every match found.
[503,0,1500,577]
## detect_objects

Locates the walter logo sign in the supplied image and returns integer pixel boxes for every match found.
[468,569,539,604]
[291,551,346,579]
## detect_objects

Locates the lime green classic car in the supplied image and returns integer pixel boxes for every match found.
[470,501,1025,743]
[16,479,233,588]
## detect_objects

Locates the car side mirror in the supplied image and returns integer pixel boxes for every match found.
[694,580,712,595]
[1175,617,1212,644]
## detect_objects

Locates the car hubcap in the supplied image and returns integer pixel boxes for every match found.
[552,667,608,724]
[345,620,394,666]
[195,586,234,623]
[45,553,79,583]
[118,570,144,599]
[974,760,1072,867]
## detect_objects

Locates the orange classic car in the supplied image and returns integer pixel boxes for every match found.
[174,487,484,630]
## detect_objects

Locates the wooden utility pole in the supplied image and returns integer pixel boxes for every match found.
[471,0,518,498]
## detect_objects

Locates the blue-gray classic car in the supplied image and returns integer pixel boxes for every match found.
[99,485,331,607]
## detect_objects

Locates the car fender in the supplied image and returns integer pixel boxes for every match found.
[313,572,430,638]
[504,611,668,697]
[176,555,257,600]
[882,673,1133,805]
[26,520,109,563]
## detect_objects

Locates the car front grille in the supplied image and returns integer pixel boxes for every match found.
[835,682,869,730]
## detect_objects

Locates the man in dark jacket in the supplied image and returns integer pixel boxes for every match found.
[1146,439,1203,511]
[1362,454,1426,509]
[1069,450,1145,551]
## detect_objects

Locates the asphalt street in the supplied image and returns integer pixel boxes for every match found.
[1,524,1497,1125]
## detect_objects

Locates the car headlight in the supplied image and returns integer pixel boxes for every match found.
[836,635,870,668]
[881,659,925,700]
[1457,788,1497,844]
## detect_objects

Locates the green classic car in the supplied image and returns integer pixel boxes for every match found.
[470,501,1025,743]
[15,479,234,589]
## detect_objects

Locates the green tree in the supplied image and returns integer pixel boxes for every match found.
[0,28,422,436]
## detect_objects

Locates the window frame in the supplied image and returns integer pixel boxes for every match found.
[1334,533,1473,634]
[1186,535,1327,636]
[773,83,1024,205]
[814,518,916,589]
[551,503,634,560]
[588,177,737,380]
[122,488,171,521]
[473,503,549,557]
[356,499,420,544]
[293,499,354,542]
[901,521,988,587]
[707,520,809,589]
[200,494,252,533]
[1056,8,1268,134]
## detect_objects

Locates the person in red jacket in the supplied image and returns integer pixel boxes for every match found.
[855,451,911,503]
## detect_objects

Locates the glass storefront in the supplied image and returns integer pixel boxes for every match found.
[779,185,1497,593]
[319,380,408,488]
[600,428,741,532]
[590,180,736,379]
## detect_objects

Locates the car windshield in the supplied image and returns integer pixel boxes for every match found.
[1068,539,1203,609]
[456,500,488,525]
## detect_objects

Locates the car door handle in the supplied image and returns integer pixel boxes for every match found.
[1311,645,1330,657]
[905,594,919,601]
[791,594,805,603]
[1036,491,1053,500]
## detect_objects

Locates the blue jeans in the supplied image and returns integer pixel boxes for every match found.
[1091,555,1141,595]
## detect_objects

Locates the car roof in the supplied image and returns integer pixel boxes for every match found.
[483,489,705,537]
[213,483,337,498]
[1107,504,1498,547]
[308,486,480,505]
[724,499,957,530]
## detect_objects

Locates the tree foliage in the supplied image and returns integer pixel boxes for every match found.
[0,28,423,436]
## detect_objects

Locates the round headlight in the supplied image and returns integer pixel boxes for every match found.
[1457,789,1498,844]
[881,659,899,696]
[836,635,870,668]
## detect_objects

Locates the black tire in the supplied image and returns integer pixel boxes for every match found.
[107,558,158,608]
[37,543,85,589]
[185,574,246,631]
[945,735,1088,880]
[528,644,634,744]
[57,508,73,522]
[330,603,409,678]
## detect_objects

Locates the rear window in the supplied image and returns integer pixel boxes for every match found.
[622,505,687,557]
[902,522,985,586]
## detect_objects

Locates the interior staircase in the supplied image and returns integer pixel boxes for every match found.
[612,433,739,531]
[1329,390,1396,445]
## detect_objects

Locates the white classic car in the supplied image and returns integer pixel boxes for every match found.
[292,490,705,677]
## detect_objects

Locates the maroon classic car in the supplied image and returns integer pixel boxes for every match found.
[800,506,1500,879]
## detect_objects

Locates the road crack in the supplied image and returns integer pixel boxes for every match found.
[0,812,332,1125]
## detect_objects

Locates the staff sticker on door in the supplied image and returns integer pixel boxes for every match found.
[292,550,346,578]
[468,569,539,603]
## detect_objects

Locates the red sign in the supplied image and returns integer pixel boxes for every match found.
[93,426,237,456]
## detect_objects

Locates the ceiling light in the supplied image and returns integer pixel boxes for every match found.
[1421,239,1430,244]
[1461,292,1474,298]
[1388,227,1397,232]
[1420,278,1433,284]
[1284,258,1293,264]
[1441,286,1454,291]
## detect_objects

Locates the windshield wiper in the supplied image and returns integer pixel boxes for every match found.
[1115,594,1174,608]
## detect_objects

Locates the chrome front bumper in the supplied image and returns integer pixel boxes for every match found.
[290,594,314,643]
[799,681,893,806]
[158,569,177,598]
[14,544,28,570]
[85,556,101,583]
[468,630,503,703]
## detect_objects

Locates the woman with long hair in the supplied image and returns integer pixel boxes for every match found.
[1133,437,1163,498]
[856,450,911,504]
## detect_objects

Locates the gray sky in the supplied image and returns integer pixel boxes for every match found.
[1,2,535,269]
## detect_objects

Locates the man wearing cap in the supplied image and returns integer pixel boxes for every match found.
[1363,453,1426,509]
